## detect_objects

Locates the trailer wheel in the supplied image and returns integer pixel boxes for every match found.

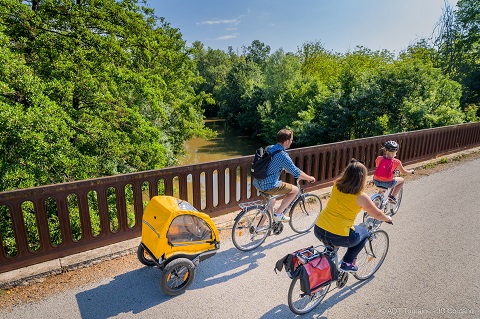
[160,258,196,296]
[137,244,156,267]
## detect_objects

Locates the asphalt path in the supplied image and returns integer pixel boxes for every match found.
[1,157,479,319]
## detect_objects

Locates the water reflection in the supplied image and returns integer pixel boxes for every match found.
[178,119,264,165]
[176,120,262,209]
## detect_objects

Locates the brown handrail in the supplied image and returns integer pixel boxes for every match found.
[1,122,480,273]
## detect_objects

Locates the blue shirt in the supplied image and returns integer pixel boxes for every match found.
[252,144,301,191]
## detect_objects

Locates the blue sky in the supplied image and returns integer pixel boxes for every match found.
[148,0,458,54]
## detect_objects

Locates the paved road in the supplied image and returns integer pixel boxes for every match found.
[1,158,479,319]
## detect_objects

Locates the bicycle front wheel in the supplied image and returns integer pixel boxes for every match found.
[386,188,403,216]
[289,194,322,233]
[362,194,383,230]
[353,229,389,280]
[231,205,271,251]
[288,274,331,315]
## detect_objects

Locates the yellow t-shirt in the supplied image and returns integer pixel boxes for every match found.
[315,184,362,236]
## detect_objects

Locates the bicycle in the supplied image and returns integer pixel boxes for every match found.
[231,179,322,251]
[287,224,390,315]
[363,171,403,230]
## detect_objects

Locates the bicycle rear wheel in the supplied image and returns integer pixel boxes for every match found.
[288,274,331,315]
[289,193,322,233]
[353,229,389,280]
[231,205,271,251]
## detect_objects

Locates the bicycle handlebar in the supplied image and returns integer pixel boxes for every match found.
[294,178,315,185]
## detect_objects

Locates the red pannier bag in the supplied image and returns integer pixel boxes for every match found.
[274,246,316,278]
[299,254,335,295]
[275,247,336,295]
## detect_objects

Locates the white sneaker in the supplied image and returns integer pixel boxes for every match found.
[273,214,290,222]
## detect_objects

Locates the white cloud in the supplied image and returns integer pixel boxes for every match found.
[197,16,242,26]
[216,35,238,40]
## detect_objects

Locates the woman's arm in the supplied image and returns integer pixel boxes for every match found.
[357,193,392,222]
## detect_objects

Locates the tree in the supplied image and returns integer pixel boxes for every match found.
[302,47,465,145]
[190,41,231,118]
[217,55,264,133]
[243,40,271,70]
[433,0,480,114]
[298,41,341,86]
[432,1,462,75]
[455,0,480,109]
[0,0,208,191]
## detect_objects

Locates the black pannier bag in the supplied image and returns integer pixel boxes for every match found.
[251,146,282,180]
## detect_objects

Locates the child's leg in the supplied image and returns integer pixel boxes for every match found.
[391,177,404,197]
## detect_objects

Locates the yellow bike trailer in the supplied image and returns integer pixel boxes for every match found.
[137,196,220,296]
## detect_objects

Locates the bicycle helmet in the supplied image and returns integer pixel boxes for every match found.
[384,140,399,152]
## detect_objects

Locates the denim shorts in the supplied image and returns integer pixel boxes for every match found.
[373,179,397,189]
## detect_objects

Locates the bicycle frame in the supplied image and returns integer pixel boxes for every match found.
[238,179,306,221]
[260,179,306,216]
[306,226,386,289]
[232,179,322,251]
[372,186,393,208]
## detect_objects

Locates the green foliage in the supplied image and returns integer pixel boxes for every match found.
[198,37,468,147]
[0,205,16,256]
[434,0,480,113]
[190,41,232,118]
[243,40,271,70]
[0,0,209,192]
[217,54,264,132]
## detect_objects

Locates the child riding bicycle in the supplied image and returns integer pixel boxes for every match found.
[373,140,414,204]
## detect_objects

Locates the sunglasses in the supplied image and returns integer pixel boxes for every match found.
[350,158,365,165]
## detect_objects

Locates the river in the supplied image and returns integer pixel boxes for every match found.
[178,119,264,165]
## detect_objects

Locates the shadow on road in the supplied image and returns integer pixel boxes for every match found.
[258,276,374,319]
[193,231,308,290]
[75,266,162,318]
[75,232,307,318]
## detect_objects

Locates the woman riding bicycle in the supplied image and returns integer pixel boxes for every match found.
[314,159,392,272]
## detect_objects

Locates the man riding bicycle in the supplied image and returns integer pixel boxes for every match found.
[252,129,315,222]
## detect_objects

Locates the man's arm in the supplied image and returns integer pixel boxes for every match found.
[299,170,315,183]
[281,152,315,182]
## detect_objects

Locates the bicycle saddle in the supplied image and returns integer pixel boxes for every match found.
[321,240,339,252]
